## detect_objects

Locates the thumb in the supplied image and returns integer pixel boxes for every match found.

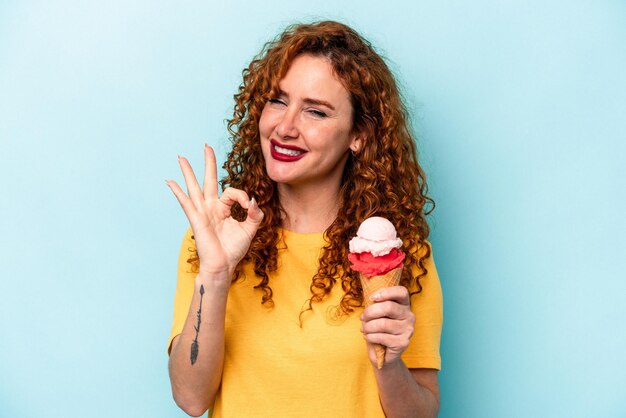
[244,197,264,227]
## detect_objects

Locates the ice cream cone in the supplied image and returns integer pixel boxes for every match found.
[360,266,403,369]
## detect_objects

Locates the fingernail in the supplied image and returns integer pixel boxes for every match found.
[250,197,257,207]
[205,143,209,149]
[370,293,381,301]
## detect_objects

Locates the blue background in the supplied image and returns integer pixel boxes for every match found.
[1,1,624,417]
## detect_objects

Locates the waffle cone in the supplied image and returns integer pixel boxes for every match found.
[359,266,403,369]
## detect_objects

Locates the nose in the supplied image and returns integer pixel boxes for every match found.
[274,107,299,140]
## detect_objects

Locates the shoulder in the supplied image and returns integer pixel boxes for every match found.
[182,227,195,245]
[178,227,197,255]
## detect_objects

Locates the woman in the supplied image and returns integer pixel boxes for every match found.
[166,21,442,417]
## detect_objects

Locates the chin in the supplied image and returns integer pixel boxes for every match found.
[263,159,303,185]
[265,170,297,185]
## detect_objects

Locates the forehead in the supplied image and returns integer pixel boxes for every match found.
[279,54,351,106]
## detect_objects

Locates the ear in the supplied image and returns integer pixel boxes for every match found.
[349,132,365,154]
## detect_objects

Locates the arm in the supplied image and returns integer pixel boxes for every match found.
[168,273,230,416]
[361,286,440,417]
[166,145,263,416]
[374,365,439,418]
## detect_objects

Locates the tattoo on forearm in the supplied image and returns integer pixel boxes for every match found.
[190,284,204,365]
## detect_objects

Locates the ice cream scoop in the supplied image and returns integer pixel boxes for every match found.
[348,248,405,277]
[349,216,403,257]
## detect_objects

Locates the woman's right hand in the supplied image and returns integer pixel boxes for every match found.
[166,144,264,279]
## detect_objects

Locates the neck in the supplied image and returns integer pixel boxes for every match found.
[278,182,342,233]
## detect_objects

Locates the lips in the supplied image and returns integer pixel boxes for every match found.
[270,139,306,162]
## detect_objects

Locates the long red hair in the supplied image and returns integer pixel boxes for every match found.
[190,21,434,317]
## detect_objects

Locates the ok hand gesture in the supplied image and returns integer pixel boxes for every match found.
[166,145,264,279]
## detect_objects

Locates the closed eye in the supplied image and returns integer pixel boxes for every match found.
[268,98,286,106]
[307,109,327,118]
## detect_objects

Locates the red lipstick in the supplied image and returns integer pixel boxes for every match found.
[270,140,306,162]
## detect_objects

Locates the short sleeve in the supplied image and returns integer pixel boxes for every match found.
[167,228,197,355]
[401,243,443,370]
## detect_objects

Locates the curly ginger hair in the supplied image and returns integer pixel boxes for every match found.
[190,21,434,318]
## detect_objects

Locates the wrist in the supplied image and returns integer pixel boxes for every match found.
[196,270,232,291]
[373,355,403,373]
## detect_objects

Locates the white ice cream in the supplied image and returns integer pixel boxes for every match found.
[349,216,403,257]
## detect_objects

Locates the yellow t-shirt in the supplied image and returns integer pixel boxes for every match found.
[168,228,443,418]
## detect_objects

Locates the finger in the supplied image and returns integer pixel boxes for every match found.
[203,144,218,200]
[361,317,406,336]
[368,286,410,306]
[245,197,264,225]
[178,156,204,206]
[219,187,251,210]
[236,197,264,238]
[364,332,410,351]
[361,301,414,322]
[165,180,197,221]
[363,332,392,346]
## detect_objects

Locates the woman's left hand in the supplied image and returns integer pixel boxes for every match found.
[360,286,415,367]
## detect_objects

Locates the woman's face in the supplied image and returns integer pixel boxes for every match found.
[259,54,361,190]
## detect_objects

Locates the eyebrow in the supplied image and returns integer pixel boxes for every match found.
[279,90,336,111]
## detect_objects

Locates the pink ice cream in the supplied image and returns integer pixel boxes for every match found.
[348,217,405,276]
